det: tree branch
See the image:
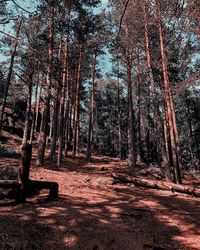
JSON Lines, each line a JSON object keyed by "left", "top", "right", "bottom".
{"left": 0, "top": 30, "right": 21, "bottom": 40}
{"left": 116, "top": 0, "right": 130, "bottom": 42}
{"left": 11, "top": 0, "right": 32, "bottom": 13}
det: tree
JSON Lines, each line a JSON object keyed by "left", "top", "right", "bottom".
{"left": 36, "top": 0, "right": 55, "bottom": 166}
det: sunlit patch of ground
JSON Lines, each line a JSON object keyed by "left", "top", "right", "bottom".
{"left": 0, "top": 141, "right": 200, "bottom": 249}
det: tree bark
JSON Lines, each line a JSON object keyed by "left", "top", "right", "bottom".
{"left": 30, "top": 66, "right": 40, "bottom": 144}
{"left": 36, "top": 2, "right": 54, "bottom": 166}
{"left": 57, "top": 37, "right": 68, "bottom": 167}
{"left": 72, "top": 45, "right": 83, "bottom": 158}
{"left": 35, "top": 75, "right": 44, "bottom": 134}
{"left": 157, "top": 0, "right": 182, "bottom": 183}
{"left": 125, "top": 26, "right": 136, "bottom": 171}
{"left": 117, "top": 58, "right": 122, "bottom": 159}
{"left": 144, "top": 2, "right": 159, "bottom": 160}
{"left": 57, "top": 4, "right": 70, "bottom": 165}
{"left": 127, "top": 58, "right": 136, "bottom": 170}
{"left": 86, "top": 53, "right": 96, "bottom": 161}
{"left": 22, "top": 71, "right": 33, "bottom": 146}
{"left": 18, "top": 143, "right": 32, "bottom": 202}
{"left": 49, "top": 38, "right": 62, "bottom": 160}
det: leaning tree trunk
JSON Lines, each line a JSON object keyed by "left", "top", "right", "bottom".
{"left": 143, "top": 1, "right": 172, "bottom": 179}
{"left": 0, "top": 18, "right": 22, "bottom": 133}
{"left": 36, "top": 2, "right": 54, "bottom": 166}
{"left": 157, "top": 0, "right": 182, "bottom": 184}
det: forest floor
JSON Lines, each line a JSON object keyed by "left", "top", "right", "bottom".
{"left": 0, "top": 132, "right": 200, "bottom": 250}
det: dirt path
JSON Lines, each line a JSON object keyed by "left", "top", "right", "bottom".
{"left": 0, "top": 154, "right": 200, "bottom": 250}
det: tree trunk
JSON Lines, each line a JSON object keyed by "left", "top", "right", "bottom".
{"left": 57, "top": 5, "right": 71, "bottom": 165}
{"left": 57, "top": 37, "right": 68, "bottom": 167}
{"left": 125, "top": 25, "right": 136, "bottom": 171}
{"left": 157, "top": 0, "right": 182, "bottom": 184}
{"left": 72, "top": 45, "right": 83, "bottom": 158}
{"left": 36, "top": 2, "right": 54, "bottom": 166}
{"left": 127, "top": 60, "right": 136, "bottom": 171}
{"left": 18, "top": 143, "right": 32, "bottom": 202}
{"left": 64, "top": 82, "right": 72, "bottom": 157}
{"left": 30, "top": 67, "right": 40, "bottom": 144}
{"left": 161, "top": 100, "right": 173, "bottom": 181}
{"left": 35, "top": 75, "right": 44, "bottom": 134}
{"left": 143, "top": 2, "right": 159, "bottom": 163}
{"left": 86, "top": 53, "right": 96, "bottom": 161}
{"left": 117, "top": 58, "right": 122, "bottom": 159}
{"left": 22, "top": 71, "right": 33, "bottom": 146}
{"left": 49, "top": 38, "right": 62, "bottom": 160}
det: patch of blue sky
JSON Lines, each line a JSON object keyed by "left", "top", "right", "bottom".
{"left": 0, "top": 0, "right": 112, "bottom": 75}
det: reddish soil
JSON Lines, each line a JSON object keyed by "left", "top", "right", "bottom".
{"left": 0, "top": 146, "right": 200, "bottom": 249}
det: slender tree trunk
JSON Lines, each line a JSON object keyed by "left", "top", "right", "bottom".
{"left": 35, "top": 75, "right": 43, "bottom": 134}
{"left": 22, "top": 72, "right": 33, "bottom": 146}
{"left": 117, "top": 58, "right": 122, "bottom": 159}
{"left": 146, "top": 83, "right": 151, "bottom": 164}
{"left": 72, "top": 45, "right": 83, "bottom": 158}
{"left": 127, "top": 63, "right": 136, "bottom": 170}
{"left": 185, "top": 96, "right": 196, "bottom": 169}
{"left": 125, "top": 25, "right": 136, "bottom": 171}
{"left": 64, "top": 81, "right": 71, "bottom": 156}
{"left": 0, "top": 18, "right": 22, "bottom": 132}
{"left": 63, "top": 9, "right": 71, "bottom": 158}
{"left": 157, "top": 0, "right": 182, "bottom": 183}
{"left": 58, "top": 8, "right": 71, "bottom": 164}
{"left": 48, "top": 103, "right": 54, "bottom": 139}
{"left": 57, "top": 34, "right": 69, "bottom": 166}
{"left": 86, "top": 53, "right": 96, "bottom": 161}
{"left": 64, "top": 76, "right": 72, "bottom": 157}
{"left": 30, "top": 67, "right": 40, "bottom": 144}
{"left": 161, "top": 100, "right": 173, "bottom": 181}
{"left": 36, "top": 3, "right": 54, "bottom": 166}
{"left": 49, "top": 38, "right": 62, "bottom": 160}
{"left": 144, "top": 2, "right": 159, "bottom": 162}
{"left": 135, "top": 49, "right": 142, "bottom": 163}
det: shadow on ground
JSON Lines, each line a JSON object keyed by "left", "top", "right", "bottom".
{"left": 0, "top": 154, "right": 200, "bottom": 250}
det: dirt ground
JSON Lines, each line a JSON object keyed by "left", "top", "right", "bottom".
{"left": 0, "top": 145, "right": 200, "bottom": 250}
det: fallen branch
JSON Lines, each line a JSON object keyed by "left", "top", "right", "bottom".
{"left": 111, "top": 173, "right": 200, "bottom": 197}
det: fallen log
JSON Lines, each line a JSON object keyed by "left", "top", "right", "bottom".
{"left": 111, "top": 173, "right": 200, "bottom": 197}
